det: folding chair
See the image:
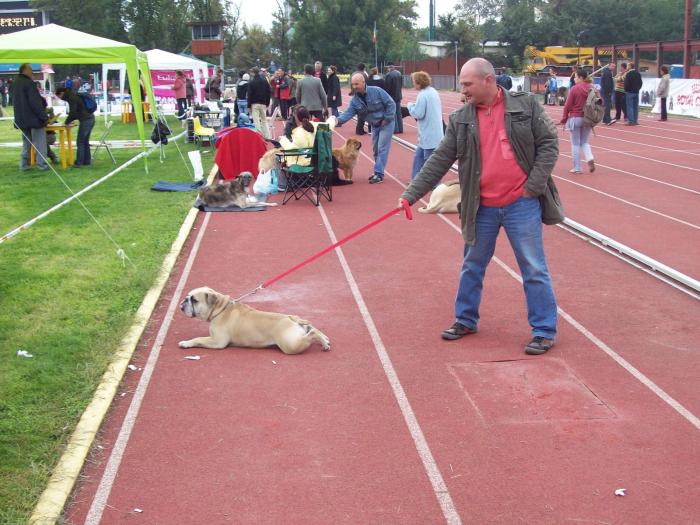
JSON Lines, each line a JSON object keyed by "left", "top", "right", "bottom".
{"left": 92, "top": 120, "right": 116, "bottom": 164}
{"left": 277, "top": 123, "right": 333, "bottom": 206}
{"left": 193, "top": 116, "right": 216, "bottom": 147}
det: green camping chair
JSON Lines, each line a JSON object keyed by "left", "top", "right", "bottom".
{"left": 276, "top": 123, "right": 333, "bottom": 206}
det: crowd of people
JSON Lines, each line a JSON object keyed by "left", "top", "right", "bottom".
{"left": 222, "top": 60, "right": 441, "bottom": 185}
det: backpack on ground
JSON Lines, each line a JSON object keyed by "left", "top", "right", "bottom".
{"left": 583, "top": 86, "right": 604, "bottom": 127}
{"left": 79, "top": 94, "right": 97, "bottom": 114}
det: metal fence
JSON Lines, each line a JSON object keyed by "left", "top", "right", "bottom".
{"left": 402, "top": 74, "right": 457, "bottom": 91}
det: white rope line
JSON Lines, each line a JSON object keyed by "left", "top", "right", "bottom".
{"left": 1, "top": 129, "right": 188, "bottom": 256}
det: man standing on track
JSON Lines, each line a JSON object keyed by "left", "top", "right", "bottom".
{"left": 336, "top": 73, "right": 395, "bottom": 184}
{"left": 398, "top": 58, "right": 564, "bottom": 355}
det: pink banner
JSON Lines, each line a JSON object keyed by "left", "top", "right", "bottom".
{"left": 150, "top": 69, "right": 206, "bottom": 104}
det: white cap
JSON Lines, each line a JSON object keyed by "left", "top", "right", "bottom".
{"left": 242, "top": 73, "right": 250, "bottom": 81}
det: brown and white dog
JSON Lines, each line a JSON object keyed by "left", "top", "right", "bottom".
{"left": 418, "top": 180, "right": 461, "bottom": 214}
{"left": 197, "top": 172, "right": 253, "bottom": 208}
{"left": 178, "top": 287, "right": 331, "bottom": 355}
{"left": 332, "top": 138, "right": 362, "bottom": 181}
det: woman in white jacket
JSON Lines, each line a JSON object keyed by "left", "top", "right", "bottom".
{"left": 407, "top": 71, "right": 444, "bottom": 179}
{"left": 656, "top": 66, "right": 670, "bottom": 121}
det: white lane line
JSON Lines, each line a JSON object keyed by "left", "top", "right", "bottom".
{"left": 553, "top": 175, "right": 700, "bottom": 230}
{"left": 555, "top": 147, "right": 700, "bottom": 194}
{"left": 342, "top": 129, "right": 700, "bottom": 432}
{"left": 84, "top": 213, "right": 212, "bottom": 524}
{"left": 317, "top": 204, "right": 462, "bottom": 525}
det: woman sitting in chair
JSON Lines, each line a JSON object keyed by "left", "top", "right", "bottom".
{"left": 279, "top": 105, "right": 350, "bottom": 185}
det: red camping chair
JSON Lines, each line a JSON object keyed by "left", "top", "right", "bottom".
{"left": 214, "top": 127, "right": 268, "bottom": 180}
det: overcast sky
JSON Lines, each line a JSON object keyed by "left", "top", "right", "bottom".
{"left": 238, "top": 0, "right": 460, "bottom": 31}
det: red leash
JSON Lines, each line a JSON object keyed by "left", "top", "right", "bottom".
{"left": 234, "top": 200, "right": 413, "bottom": 301}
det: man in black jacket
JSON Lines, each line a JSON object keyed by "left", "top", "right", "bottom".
{"left": 13, "top": 63, "right": 49, "bottom": 171}
{"left": 56, "top": 86, "right": 95, "bottom": 167}
{"left": 247, "top": 67, "right": 271, "bottom": 139}
{"left": 384, "top": 62, "right": 404, "bottom": 134}
{"left": 600, "top": 63, "right": 615, "bottom": 124}
{"left": 624, "top": 64, "right": 643, "bottom": 126}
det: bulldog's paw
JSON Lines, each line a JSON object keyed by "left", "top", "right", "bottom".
{"left": 178, "top": 340, "right": 193, "bottom": 349}
{"left": 322, "top": 340, "right": 331, "bottom": 352}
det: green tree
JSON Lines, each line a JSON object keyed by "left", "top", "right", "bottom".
{"left": 232, "top": 25, "right": 274, "bottom": 71}
{"left": 287, "top": 0, "right": 418, "bottom": 72}
{"left": 30, "top": 0, "right": 128, "bottom": 42}
{"left": 436, "top": 13, "right": 481, "bottom": 58}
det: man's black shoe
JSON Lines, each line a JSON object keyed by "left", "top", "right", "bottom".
{"left": 525, "top": 336, "right": 554, "bottom": 355}
{"left": 441, "top": 322, "right": 477, "bottom": 340}
{"left": 369, "top": 175, "right": 383, "bottom": 184}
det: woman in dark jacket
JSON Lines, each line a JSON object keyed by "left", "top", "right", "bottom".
{"left": 326, "top": 65, "right": 342, "bottom": 117}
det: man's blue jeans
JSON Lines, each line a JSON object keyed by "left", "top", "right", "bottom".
{"left": 411, "top": 147, "right": 435, "bottom": 179}
{"left": 371, "top": 119, "right": 394, "bottom": 177}
{"left": 626, "top": 92, "right": 639, "bottom": 124}
{"left": 76, "top": 115, "right": 95, "bottom": 166}
{"left": 455, "top": 196, "right": 557, "bottom": 339}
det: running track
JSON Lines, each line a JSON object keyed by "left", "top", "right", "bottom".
{"left": 64, "top": 89, "right": 699, "bottom": 524}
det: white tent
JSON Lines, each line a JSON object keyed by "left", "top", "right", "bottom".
{"left": 102, "top": 50, "right": 208, "bottom": 113}
{"left": 146, "top": 49, "right": 209, "bottom": 106}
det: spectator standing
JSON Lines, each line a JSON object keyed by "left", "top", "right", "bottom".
{"left": 326, "top": 65, "right": 342, "bottom": 117}
{"left": 496, "top": 69, "right": 512, "bottom": 90}
{"left": 399, "top": 57, "right": 562, "bottom": 355}
{"left": 385, "top": 62, "right": 404, "bottom": 134}
{"left": 7, "top": 78, "right": 13, "bottom": 106}
{"left": 350, "top": 63, "right": 369, "bottom": 135}
{"left": 611, "top": 62, "right": 628, "bottom": 124}
{"left": 0, "top": 79, "right": 7, "bottom": 107}
{"left": 560, "top": 69, "right": 596, "bottom": 174}
{"left": 314, "top": 61, "right": 329, "bottom": 93}
{"left": 273, "top": 68, "right": 292, "bottom": 119}
{"left": 287, "top": 72, "right": 298, "bottom": 107}
{"left": 407, "top": 71, "right": 443, "bottom": 179}
{"left": 367, "top": 67, "right": 386, "bottom": 91}
{"left": 268, "top": 70, "right": 281, "bottom": 117}
{"left": 13, "top": 63, "right": 49, "bottom": 171}
{"left": 247, "top": 67, "right": 271, "bottom": 139}
{"left": 600, "top": 63, "right": 615, "bottom": 124}
{"left": 185, "top": 76, "right": 194, "bottom": 107}
{"left": 656, "top": 65, "right": 670, "bottom": 121}
{"left": 545, "top": 69, "right": 558, "bottom": 105}
{"left": 173, "top": 70, "right": 187, "bottom": 118}
{"left": 206, "top": 68, "right": 223, "bottom": 101}
{"left": 236, "top": 72, "right": 249, "bottom": 123}
{"left": 56, "top": 86, "right": 95, "bottom": 167}
{"left": 624, "top": 63, "right": 642, "bottom": 125}
{"left": 296, "top": 63, "right": 327, "bottom": 121}
{"left": 336, "top": 73, "right": 395, "bottom": 184}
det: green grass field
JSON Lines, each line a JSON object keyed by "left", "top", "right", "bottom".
{"left": 0, "top": 112, "right": 210, "bottom": 523}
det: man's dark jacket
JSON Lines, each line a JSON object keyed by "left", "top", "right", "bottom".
{"left": 600, "top": 68, "right": 614, "bottom": 96}
{"left": 624, "top": 69, "right": 643, "bottom": 94}
{"left": 247, "top": 74, "right": 271, "bottom": 106}
{"left": 384, "top": 69, "right": 403, "bottom": 102}
{"left": 13, "top": 72, "right": 47, "bottom": 130}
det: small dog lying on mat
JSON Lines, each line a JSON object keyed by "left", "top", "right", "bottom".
{"left": 332, "top": 137, "right": 362, "bottom": 181}
{"left": 178, "top": 287, "right": 331, "bottom": 354}
{"left": 418, "top": 180, "right": 460, "bottom": 214}
{"left": 196, "top": 171, "right": 276, "bottom": 208}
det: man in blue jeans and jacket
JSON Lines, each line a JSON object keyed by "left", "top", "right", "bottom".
{"left": 335, "top": 73, "right": 395, "bottom": 184}
{"left": 624, "top": 64, "right": 642, "bottom": 125}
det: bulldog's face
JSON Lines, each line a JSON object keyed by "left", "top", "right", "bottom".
{"left": 180, "top": 287, "right": 219, "bottom": 319}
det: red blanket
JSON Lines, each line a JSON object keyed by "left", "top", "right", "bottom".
{"left": 214, "top": 128, "right": 268, "bottom": 180}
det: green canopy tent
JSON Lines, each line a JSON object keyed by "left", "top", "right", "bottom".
{"left": 0, "top": 23, "right": 157, "bottom": 171}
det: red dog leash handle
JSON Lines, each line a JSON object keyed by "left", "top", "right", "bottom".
{"left": 400, "top": 198, "right": 413, "bottom": 221}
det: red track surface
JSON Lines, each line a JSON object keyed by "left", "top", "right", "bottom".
{"left": 65, "top": 89, "right": 699, "bottom": 524}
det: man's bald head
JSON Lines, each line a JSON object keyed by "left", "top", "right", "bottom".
{"left": 461, "top": 58, "right": 496, "bottom": 80}
{"left": 351, "top": 73, "right": 366, "bottom": 94}
{"left": 459, "top": 58, "right": 498, "bottom": 106}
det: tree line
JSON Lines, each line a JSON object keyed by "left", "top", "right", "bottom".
{"left": 30, "top": 0, "right": 699, "bottom": 75}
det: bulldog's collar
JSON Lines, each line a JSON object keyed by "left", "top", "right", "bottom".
{"left": 207, "top": 299, "right": 235, "bottom": 322}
